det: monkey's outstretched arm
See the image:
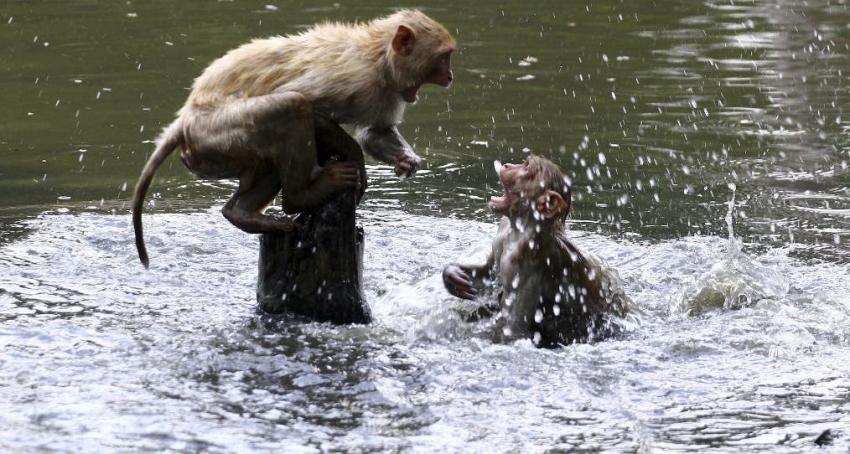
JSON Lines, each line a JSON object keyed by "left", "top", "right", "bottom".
{"left": 443, "top": 245, "right": 495, "bottom": 300}
{"left": 355, "top": 125, "right": 422, "bottom": 177}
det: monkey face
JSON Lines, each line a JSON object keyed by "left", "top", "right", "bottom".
{"left": 489, "top": 156, "right": 571, "bottom": 221}
{"left": 391, "top": 17, "right": 456, "bottom": 103}
{"left": 489, "top": 160, "right": 531, "bottom": 214}
{"left": 426, "top": 49, "right": 454, "bottom": 88}
{"left": 397, "top": 47, "right": 455, "bottom": 103}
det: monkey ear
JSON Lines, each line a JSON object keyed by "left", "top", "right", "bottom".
{"left": 392, "top": 25, "right": 416, "bottom": 57}
{"left": 535, "top": 190, "right": 568, "bottom": 220}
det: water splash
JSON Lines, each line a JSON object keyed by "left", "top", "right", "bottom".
{"left": 675, "top": 184, "right": 789, "bottom": 315}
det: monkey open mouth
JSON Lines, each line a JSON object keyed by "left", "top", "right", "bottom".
{"left": 401, "top": 85, "right": 420, "bottom": 103}
{"left": 489, "top": 193, "right": 510, "bottom": 211}
{"left": 489, "top": 160, "right": 509, "bottom": 210}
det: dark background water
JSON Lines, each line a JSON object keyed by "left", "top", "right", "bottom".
{"left": 2, "top": 0, "right": 848, "bottom": 256}
{"left": 1, "top": 1, "right": 850, "bottom": 452}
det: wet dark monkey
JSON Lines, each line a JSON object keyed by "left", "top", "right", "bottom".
{"left": 443, "top": 156, "right": 628, "bottom": 346}
{"left": 132, "top": 10, "right": 457, "bottom": 268}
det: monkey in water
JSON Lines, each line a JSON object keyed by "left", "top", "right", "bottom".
{"left": 133, "top": 9, "right": 457, "bottom": 268}
{"left": 442, "top": 155, "right": 629, "bottom": 347}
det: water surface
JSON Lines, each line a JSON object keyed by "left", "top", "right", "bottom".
{"left": 1, "top": 0, "right": 849, "bottom": 451}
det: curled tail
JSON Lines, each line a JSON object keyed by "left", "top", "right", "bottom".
{"left": 133, "top": 120, "right": 184, "bottom": 269}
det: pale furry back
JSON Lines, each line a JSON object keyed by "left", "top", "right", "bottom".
{"left": 181, "top": 9, "right": 455, "bottom": 127}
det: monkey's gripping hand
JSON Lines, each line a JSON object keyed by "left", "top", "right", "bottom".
{"left": 315, "top": 160, "right": 361, "bottom": 192}
{"left": 356, "top": 125, "right": 422, "bottom": 178}
{"left": 443, "top": 264, "right": 478, "bottom": 300}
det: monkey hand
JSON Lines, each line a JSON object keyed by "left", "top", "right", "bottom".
{"left": 318, "top": 160, "right": 361, "bottom": 192}
{"left": 394, "top": 152, "right": 422, "bottom": 178}
{"left": 443, "top": 264, "right": 477, "bottom": 299}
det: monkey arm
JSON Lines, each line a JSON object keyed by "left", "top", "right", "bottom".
{"left": 355, "top": 125, "right": 422, "bottom": 177}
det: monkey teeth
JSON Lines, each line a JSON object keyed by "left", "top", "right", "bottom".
{"left": 489, "top": 194, "right": 509, "bottom": 211}
{"left": 401, "top": 86, "right": 419, "bottom": 103}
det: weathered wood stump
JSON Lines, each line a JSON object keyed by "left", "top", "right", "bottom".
{"left": 257, "top": 117, "right": 371, "bottom": 324}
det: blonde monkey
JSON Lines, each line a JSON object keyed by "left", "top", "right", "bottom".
{"left": 133, "top": 9, "right": 457, "bottom": 268}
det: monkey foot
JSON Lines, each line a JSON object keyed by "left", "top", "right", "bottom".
{"left": 268, "top": 214, "right": 298, "bottom": 233}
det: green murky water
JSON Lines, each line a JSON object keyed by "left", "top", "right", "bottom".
{"left": 3, "top": 1, "right": 848, "bottom": 250}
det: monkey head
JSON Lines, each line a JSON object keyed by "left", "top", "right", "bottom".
{"left": 383, "top": 10, "right": 457, "bottom": 103}
{"left": 489, "top": 155, "right": 571, "bottom": 224}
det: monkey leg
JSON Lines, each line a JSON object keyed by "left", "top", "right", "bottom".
{"left": 314, "top": 115, "right": 367, "bottom": 203}
{"left": 249, "top": 91, "right": 359, "bottom": 214}
{"left": 185, "top": 92, "right": 357, "bottom": 230}
{"left": 222, "top": 170, "right": 295, "bottom": 234}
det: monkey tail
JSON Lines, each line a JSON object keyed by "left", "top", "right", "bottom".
{"left": 133, "top": 120, "right": 183, "bottom": 269}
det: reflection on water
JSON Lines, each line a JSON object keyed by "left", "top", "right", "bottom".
{"left": 1, "top": 0, "right": 850, "bottom": 451}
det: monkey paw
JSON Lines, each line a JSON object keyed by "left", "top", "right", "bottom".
{"left": 394, "top": 153, "right": 422, "bottom": 178}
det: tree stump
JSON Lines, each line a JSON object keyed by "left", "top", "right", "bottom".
{"left": 256, "top": 117, "right": 371, "bottom": 324}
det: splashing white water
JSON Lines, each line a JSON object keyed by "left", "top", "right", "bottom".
{"left": 675, "top": 184, "right": 788, "bottom": 314}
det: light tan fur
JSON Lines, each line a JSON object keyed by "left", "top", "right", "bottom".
{"left": 183, "top": 9, "right": 456, "bottom": 126}
{"left": 133, "top": 9, "right": 457, "bottom": 268}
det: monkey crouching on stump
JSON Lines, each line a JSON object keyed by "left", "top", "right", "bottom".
{"left": 442, "top": 155, "right": 630, "bottom": 347}
{"left": 132, "top": 9, "right": 457, "bottom": 269}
